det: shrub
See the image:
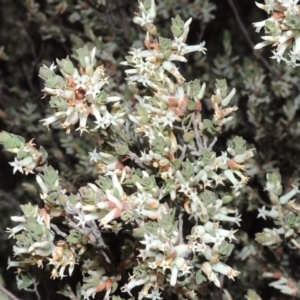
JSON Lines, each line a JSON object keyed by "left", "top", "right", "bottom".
{"left": 1, "top": 0, "right": 300, "bottom": 299}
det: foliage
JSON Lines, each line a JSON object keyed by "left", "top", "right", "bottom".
{"left": 1, "top": 0, "right": 300, "bottom": 299}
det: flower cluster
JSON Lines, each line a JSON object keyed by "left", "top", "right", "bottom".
{"left": 40, "top": 46, "right": 124, "bottom": 134}
{"left": 255, "top": 172, "right": 300, "bottom": 296}
{"left": 253, "top": 0, "right": 300, "bottom": 67}
{"left": 0, "top": 131, "right": 47, "bottom": 175}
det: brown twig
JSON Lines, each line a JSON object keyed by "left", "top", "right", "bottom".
{"left": 178, "top": 210, "right": 184, "bottom": 244}
{"left": 86, "top": 221, "right": 115, "bottom": 266}
{"left": 207, "top": 136, "right": 218, "bottom": 151}
{"left": 66, "top": 285, "right": 80, "bottom": 300}
{"left": 50, "top": 224, "right": 68, "bottom": 238}
{"left": 0, "top": 285, "right": 21, "bottom": 300}
{"left": 226, "top": 0, "right": 280, "bottom": 77}
{"left": 192, "top": 112, "right": 204, "bottom": 154}
{"left": 179, "top": 144, "right": 187, "bottom": 161}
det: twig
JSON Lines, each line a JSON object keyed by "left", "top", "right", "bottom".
{"left": 33, "top": 281, "right": 41, "bottom": 300}
{"left": 192, "top": 112, "right": 203, "bottom": 154}
{"left": 179, "top": 144, "right": 187, "bottom": 161}
{"left": 127, "top": 151, "right": 151, "bottom": 168}
{"left": 226, "top": 0, "right": 280, "bottom": 76}
{"left": 117, "top": 0, "right": 130, "bottom": 39}
{"left": 178, "top": 210, "right": 184, "bottom": 244}
{"left": 66, "top": 285, "right": 80, "bottom": 300}
{"left": 207, "top": 136, "right": 218, "bottom": 151}
{"left": 86, "top": 221, "right": 115, "bottom": 266}
{"left": 51, "top": 224, "right": 68, "bottom": 238}
{"left": 0, "top": 285, "right": 21, "bottom": 300}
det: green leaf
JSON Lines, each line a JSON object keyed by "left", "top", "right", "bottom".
{"left": 216, "top": 79, "right": 228, "bottom": 98}
{"left": 39, "top": 66, "right": 54, "bottom": 81}
{"left": 171, "top": 15, "right": 184, "bottom": 37}
{"left": 20, "top": 203, "right": 39, "bottom": 218}
{"left": 183, "top": 132, "right": 195, "bottom": 143}
{"left": 195, "top": 270, "right": 206, "bottom": 284}
{"left": 159, "top": 37, "right": 172, "bottom": 52}
{"left": 45, "top": 76, "right": 59, "bottom": 88}
{"left": 115, "top": 145, "right": 129, "bottom": 155}
{"left": 219, "top": 241, "right": 234, "bottom": 257}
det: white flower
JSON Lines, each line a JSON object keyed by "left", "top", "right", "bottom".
{"left": 9, "top": 157, "right": 24, "bottom": 174}
{"left": 129, "top": 48, "right": 143, "bottom": 61}
{"left": 213, "top": 213, "right": 242, "bottom": 226}
{"left": 74, "top": 74, "right": 89, "bottom": 89}
{"left": 93, "top": 114, "right": 107, "bottom": 129}
{"left": 183, "top": 41, "right": 207, "bottom": 55}
{"left": 49, "top": 62, "right": 57, "bottom": 71}
{"left": 215, "top": 228, "right": 238, "bottom": 242}
{"left": 201, "top": 262, "right": 221, "bottom": 287}
{"left": 172, "top": 36, "right": 186, "bottom": 53}
{"left": 211, "top": 261, "right": 240, "bottom": 280}
{"left": 266, "top": 276, "right": 298, "bottom": 296}
{"left": 279, "top": 185, "right": 299, "bottom": 204}
{"left": 76, "top": 112, "right": 89, "bottom": 135}
{"left": 146, "top": 289, "right": 162, "bottom": 300}
{"left": 6, "top": 224, "right": 27, "bottom": 238}
{"left": 140, "top": 233, "right": 162, "bottom": 251}
{"left": 89, "top": 148, "right": 100, "bottom": 162}
{"left": 161, "top": 110, "right": 177, "bottom": 127}
{"left": 179, "top": 182, "right": 192, "bottom": 195}
{"left": 86, "top": 82, "right": 103, "bottom": 99}
{"left": 133, "top": 13, "right": 152, "bottom": 27}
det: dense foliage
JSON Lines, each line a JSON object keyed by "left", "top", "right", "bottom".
{"left": 1, "top": 1, "right": 300, "bottom": 300}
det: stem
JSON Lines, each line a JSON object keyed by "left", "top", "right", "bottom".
{"left": 227, "top": 0, "right": 280, "bottom": 76}
{"left": 178, "top": 211, "right": 184, "bottom": 244}
{"left": 33, "top": 281, "right": 41, "bottom": 300}
{"left": 50, "top": 224, "right": 67, "bottom": 238}
{"left": 179, "top": 144, "right": 187, "bottom": 161}
{"left": 192, "top": 112, "right": 203, "bottom": 154}
{"left": 0, "top": 285, "right": 21, "bottom": 300}
{"left": 207, "top": 136, "right": 218, "bottom": 151}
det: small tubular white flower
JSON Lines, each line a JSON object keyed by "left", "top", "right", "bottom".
{"left": 28, "top": 241, "right": 52, "bottom": 254}
{"left": 253, "top": 19, "right": 267, "bottom": 32}
{"left": 215, "top": 228, "right": 238, "bottom": 242}
{"left": 13, "top": 245, "right": 29, "bottom": 256}
{"left": 6, "top": 224, "right": 27, "bottom": 238}
{"left": 76, "top": 112, "right": 89, "bottom": 135}
{"left": 258, "top": 205, "right": 279, "bottom": 220}
{"left": 74, "top": 74, "right": 89, "bottom": 89}
{"left": 213, "top": 213, "right": 242, "bottom": 226}
{"left": 292, "top": 33, "right": 300, "bottom": 55}
{"left": 11, "top": 216, "right": 27, "bottom": 223}
{"left": 7, "top": 257, "right": 29, "bottom": 269}
{"left": 183, "top": 41, "right": 207, "bottom": 55}
{"left": 9, "top": 157, "right": 24, "bottom": 174}
{"left": 162, "top": 61, "right": 185, "bottom": 82}
{"left": 211, "top": 261, "right": 240, "bottom": 280}
{"left": 224, "top": 169, "right": 238, "bottom": 185}
{"left": 140, "top": 233, "right": 162, "bottom": 251}
{"left": 63, "top": 109, "right": 78, "bottom": 127}
{"left": 201, "top": 262, "right": 221, "bottom": 287}
{"left": 170, "top": 265, "right": 179, "bottom": 286}
{"left": 279, "top": 185, "right": 299, "bottom": 204}
{"left": 254, "top": 40, "right": 274, "bottom": 50}
{"left": 266, "top": 276, "right": 298, "bottom": 296}
{"left": 40, "top": 115, "right": 60, "bottom": 128}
